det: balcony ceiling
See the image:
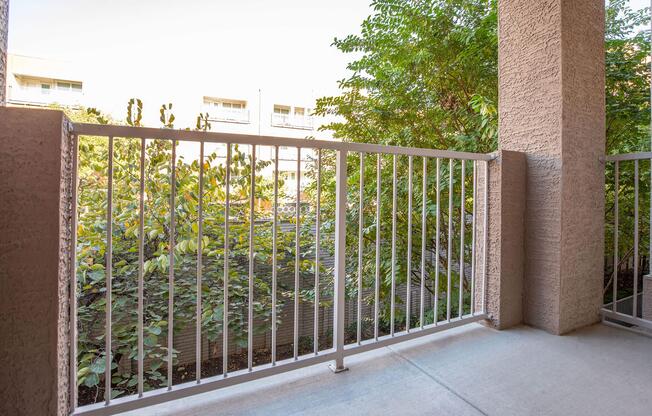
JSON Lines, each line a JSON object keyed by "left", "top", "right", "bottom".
{"left": 120, "top": 324, "right": 652, "bottom": 416}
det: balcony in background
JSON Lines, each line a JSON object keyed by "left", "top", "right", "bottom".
{"left": 205, "top": 106, "right": 250, "bottom": 124}
{"left": 271, "top": 112, "right": 315, "bottom": 130}
{"left": 8, "top": 85, "right": 83, "bottom": 108}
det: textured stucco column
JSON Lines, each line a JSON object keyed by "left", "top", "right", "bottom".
{"left": 0, "top": 107, "right": 74, "bottom": 415}
{"left": 499, "top": 0, "right": 605, "bottom": 334}
{"left": 475, "top": 150, "right": 526, "bottom": 329}
{"left": 0, "top": 0, "right": 8, "bottom": 105}
{"left": 643, "top": 275, "right": 652, "bottom": 321}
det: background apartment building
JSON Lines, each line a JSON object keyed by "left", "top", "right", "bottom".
{"left": 6, "top": 54, "right": 85, "bottom": 108}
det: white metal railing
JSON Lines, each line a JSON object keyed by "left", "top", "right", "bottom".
{"left": 69, "top": 122, "right": 492, "bottom": 415}
{"left": 270, "top": 113, "right": 314, "bottom": 130}
{"left": 602, "top": 152, "right": 652, "bottom": 332}
{"left": 8, "top": 87, "right": 84, "bottom": 107}
{"left": 204, "top": 107, "right": 250, "bottom": 123}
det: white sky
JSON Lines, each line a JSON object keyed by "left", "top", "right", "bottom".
{"left": 8, "top": 0, "right": 372, "bottom": 124}
{"left": 630, "top": 0, "right": 650, "bottom": 10}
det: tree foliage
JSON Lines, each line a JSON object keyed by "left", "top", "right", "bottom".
{"left": 603, "top": 0, "right": 651, "bottom": 306}
{"left": 69, "top": 104, "right": 326, "bottom": 401}
{"left": 315, "top": 0, "right": 498, "bottom": 153}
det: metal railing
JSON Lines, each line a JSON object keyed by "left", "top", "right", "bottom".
{"left": 270, "top": 113, "right": 314, "bottom": 130}
{"left": 8, "top": 87, "right": 84, "bottom": 108}
{"left": 204, "top": 107, "right": 250, "bottom": 123}
{"left": 69, "top": 122, "right": 492, "bottom": 415}
{"left": 602, "top": 152, "right": 652, "bottom": 332}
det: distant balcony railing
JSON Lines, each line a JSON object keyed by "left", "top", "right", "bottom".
{"left": 205, "top": 107, "right": 250, "bottom": 124}
{"left": 271, "top": 113, "right": 315, "bottom": 130}
{"left": 69, "top": 122, "right": 493, "bottom": 415}
{"left": 8, "top": 88, "right": 83, "bottom": 107}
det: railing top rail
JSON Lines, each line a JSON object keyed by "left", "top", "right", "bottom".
{"left": 72, "top": 122, "right": 495, "bottom": 161}
{"left": 604, "top": 151, "right": 652, "bottom": 162}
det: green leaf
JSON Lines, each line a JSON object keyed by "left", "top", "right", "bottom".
{"left": 83, "top": 372, "right": 99, "bottom": 388}
{"left": 90, "top": 359, "right": 105, "bottom": 374}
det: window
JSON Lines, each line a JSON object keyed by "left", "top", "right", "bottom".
{"left": 282, "top": 171, "right": 297, "bottom": 181}
{"left": 56, "top": 81, "right": 83, "bottom": 93}
{"left": 41, "top": 84, "right": 51, "bottom": 95}
{"left": 274, "top": 105, "right": 290, "bottom": 115}
{"left": 294, "top": 107, "right": 305, "bottom": 116}
{"left": 222, "top": 102, "right": 243, "bottom": 110}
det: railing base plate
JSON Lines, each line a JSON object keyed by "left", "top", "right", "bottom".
{"left": 329, "top": 364, "right": 349, "bottom": 374}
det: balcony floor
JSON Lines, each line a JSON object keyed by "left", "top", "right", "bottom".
{"left": 121, "top": 323, "right": 652, "bottom": 416}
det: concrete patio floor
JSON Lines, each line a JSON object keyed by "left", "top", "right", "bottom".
{"left": 121, "top": 323, "right": 652, "bottom": 416}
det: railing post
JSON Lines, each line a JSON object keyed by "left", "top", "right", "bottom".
{"left": 330, "top": 149, "right": 348, "bottom": 373}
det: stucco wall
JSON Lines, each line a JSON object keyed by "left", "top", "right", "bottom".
{"left": 0, "top": 107, "right": 73, "bottom": 415}
{"left": 476, "top": 150, "right": 526, "bottom": 329}
{"left": 498, "top": 0, "right": 605, "bottom": 334}
{"left": 0, "top": 0, "right": 7, "bottom": 105}
{"left": 643, "top": 275, "right": 652, "bottom": 321}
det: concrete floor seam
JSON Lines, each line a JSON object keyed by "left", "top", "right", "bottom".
{"left": 386, "top": 345, "right": 489, "bottom": 416}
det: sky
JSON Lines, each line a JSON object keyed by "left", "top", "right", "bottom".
{"left": 8, "top": 0, "right": 373, "bottom": 124}
{"left": 630, "top": 0, "right": 650, "bottom": 10}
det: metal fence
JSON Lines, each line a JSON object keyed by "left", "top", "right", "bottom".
{"left": 70, "top": 122, "right": 492, "bottom": 415}
{"left": 602, "top": 151, "right": 652, "bottom": 334}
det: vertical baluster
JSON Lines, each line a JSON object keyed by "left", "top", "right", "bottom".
{"left": 294, "top": 148, "right": 301, "bottom": 360}
{"left": 613, "top": 161, "right": 619, "bottom": 313}
{"left": 390, "top": 155, "right": 397, "bottom": 336}
{"left": 633, "top": 160, "right": 639, "bottom": 317}
{"left": 435, "top": 158, "right": 441, "bottom": 325}
{"left": 374, "top": 154, "right": 381, "bottom": 341}
{"left": 195, "top": 141, "right": 204, "bottom": 383}
{"left": 223, "top": 144, "right": 231, "bottom": 376}
{"left": 420, "top": 157, "right": 427, "bottom": 329}
{"left": 69, "top": 134, "right": 79, "bottom": 410}
{"left": 314, "top": 150, "right": 322, "bottom": 355}
{"left": 331, "top": 150, "right": 348, "bottom": 372}
{"left": 272, "top": 146, "right": 279, "bottom": 365}
{"left": 248, "top": 145, "right": 256, "bottom": 370}
{"left": 470, "top": 161, "right": 477, "bottom": 315}
{"left": 357, "top": 153, "right": 364, "bottom": 344}
{"left": 447, "top": 159, "right": 453, "bottom": 322}
{"left": 105, "top": 136, "right": 114, "bottom": 404}
{"left": 459, "top": 160, "right": 466, "bottom": 319}
{"left": 406, "top": 156, "right": 413, "bottom": 331}
{"left": 482, "top": 161, "right": 489, "bottom": 314}
{"left": 167, "top": 140, "right": 176, "bottom": 390}
{"left": 138, "top": 138, "right": 146, "bottom": 394}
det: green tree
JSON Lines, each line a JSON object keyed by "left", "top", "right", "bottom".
{"left": 69, "top": 103, "right": 321, "bottom": 402}
{"left": 603, "top": 0, "right": 651, "bottom": 305}
{"left": 313, "top": 0, "right": 499, "bottom": 337}
{"left": 316, "top": 0, "right": 651, "bottom": 308}
{"left": 606, "top": 0, "right": 650, "bottom": 155}
{"left": 315, "top": 0, "right": 498, "bottom": 153}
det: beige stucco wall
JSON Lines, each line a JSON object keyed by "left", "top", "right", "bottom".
{"left": 475, "top": 150, "right": 526, "bottom": 329}
{"left": 498, "top": 0, "right": 605, "bottom": 334}
{"left": 0, "top": 107, "right": 73, "bottom": 415}
{"left": 643, "top": 275, "right": 652, "bottom": 321}
{"left": 0, "top": 0, "right": 8, "bottom": 105}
